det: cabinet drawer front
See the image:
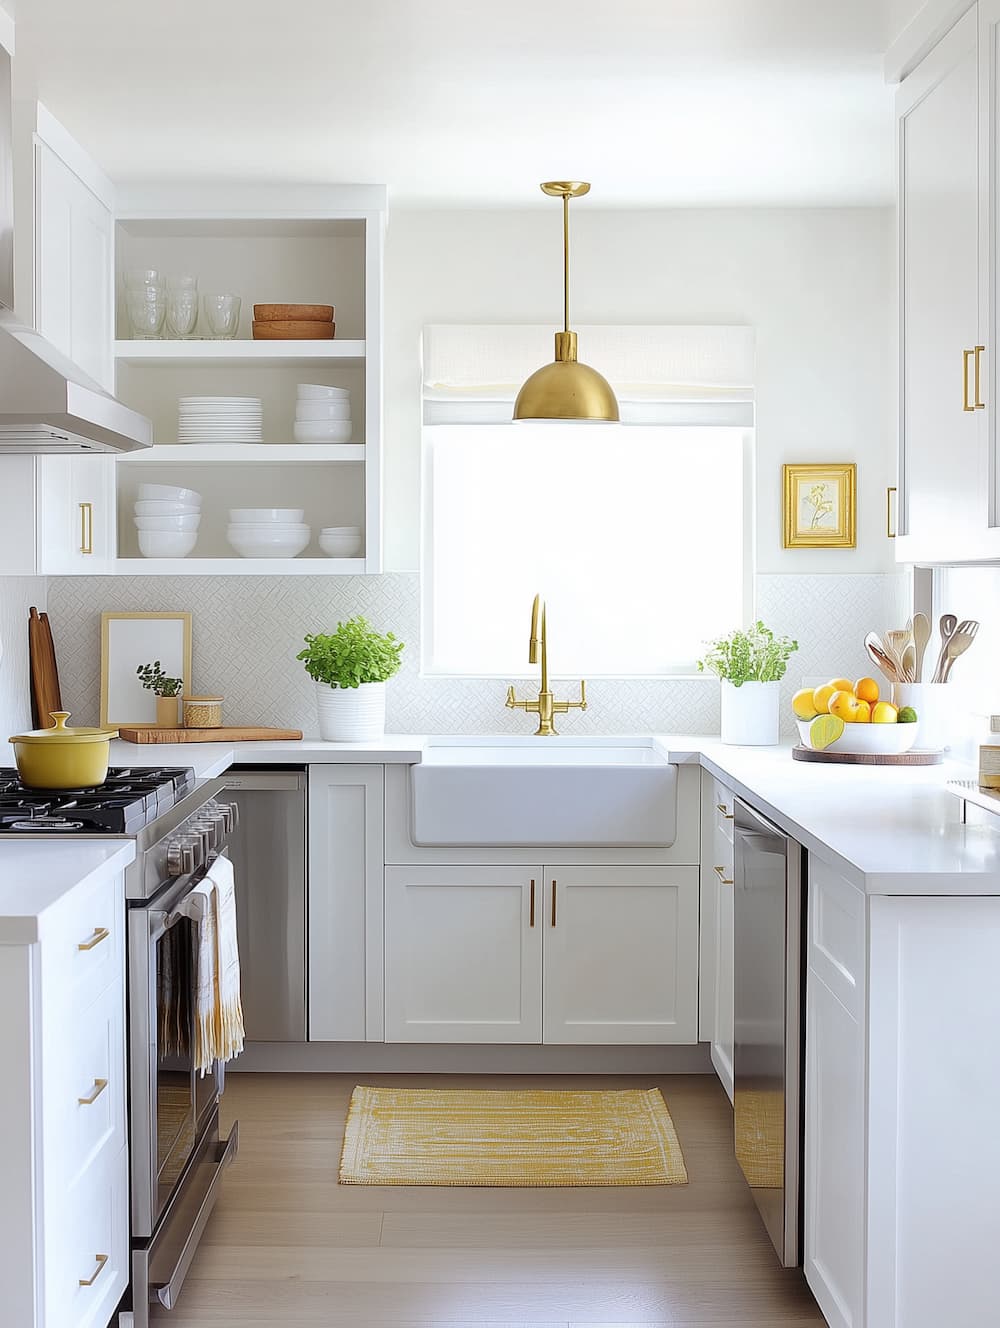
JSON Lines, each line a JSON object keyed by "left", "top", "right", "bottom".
{"left": 45, "top": 870, "right": 124, "bottom": 1010}
{"left": 712, "top": 779, "right": 736, "bottom": 843}
{"left": 45, "top": 978, "right": 126, "bottom": 1190}
{"left": 46, "top": 1142, "right": 128, "bottom": 1328}
{"left": 807, "top": 855, "right": 865, "bottom": 1019}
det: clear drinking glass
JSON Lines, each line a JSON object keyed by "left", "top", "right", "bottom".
{"left": 165, "top": 275, "right": 199, "bottom": 338}
{"left": 202, "top": 294, "right": 241, "bottom": 339}
{"left": 126, "top": 285, "right": 166, "bottom": 339}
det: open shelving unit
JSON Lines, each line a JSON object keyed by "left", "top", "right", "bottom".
{"left": 112, "top": 186, "right": 385, "bottom": 575}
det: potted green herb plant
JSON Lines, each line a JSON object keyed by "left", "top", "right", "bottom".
{"left": 697, "top": 621, "right": 798, "bottom": 745}
{"left": 137, "top": 660, "right": 184, "bottom": 728}
{"left": 296, "top": 616, "right": 405, "bottom": 741}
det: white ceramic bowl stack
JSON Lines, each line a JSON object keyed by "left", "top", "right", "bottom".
{"left": 319, "top": 525, "right": 363, "bottom": 558}
{"left": 134, "top": 482, "right": 202, "bottom": 558}
{"left": 179, "top": 396, "right": 263, "bottom": 443}
{"left": 227, "top": 508, "right": 310, "bottom": 559}
{"left": 294, "top": 383, "right": 352, "bottom": 443}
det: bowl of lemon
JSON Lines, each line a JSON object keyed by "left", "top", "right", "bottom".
{"left": 793, "top": 677, "right": 919, "bottom": 754}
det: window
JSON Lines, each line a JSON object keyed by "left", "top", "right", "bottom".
{"left": 422, "top": 423, "right": 753, "bottom": 676}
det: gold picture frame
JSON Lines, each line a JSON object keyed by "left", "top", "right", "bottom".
{"left": 100, "top": 611, "right": 193, "bottom": 727}
{"left": 782, "top": 463, "right": 856, "bottom": 549}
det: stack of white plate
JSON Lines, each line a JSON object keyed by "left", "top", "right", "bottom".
{"left": 134, "top": 482, "right": 202, "bottom": 558}
{"left": 178, "top": 396, "right": 263, "bottom": 443}
{"left": 294, "top": 383, "right": 352, "bottom": 443}
{"left": 227, "top": 508, "right": 310, "bottom": 559}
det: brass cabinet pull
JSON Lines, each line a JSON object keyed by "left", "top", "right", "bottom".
{"left": 78, "top": 926, "right": 110, "bottom": 952}
{"left": 529, "top": 879, "right": 535, "bottom": 927}
{"left": 975, "top": 345, "right": 987, "bottom": 409}
{"left": 78, "top": 1078, "right": 108, "bottom": 1106}
{"left": 886, "top": 486, "right": 897, "bottom": 539}
{"left": 964, "top": 348, "right": 975, "bottom": 411}
{"left": 79, "top": 1253, "right": 108, "bottom": 1287}
{"left": 79, "top": 501, "right": 94, "bottom": 555}
{"left": 551, "top": 880, "right": 557, "bottom": 927}
{"left": 714, "top": 865, "right": 734, "bottom": 886}
{"left": 716, "top": 803, "right": 734, "bottom": 819}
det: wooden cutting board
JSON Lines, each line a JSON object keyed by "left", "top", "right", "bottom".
{"left": 118, "top": 726, "right": 303, "bottom": 744}
{"left": 28, "top": 606, "right": 62, "bottom": 730}
{"left": 792, "top": 744, "right": 943, "bottom": 766}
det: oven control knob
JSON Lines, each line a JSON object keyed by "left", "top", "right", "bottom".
{"left": 167, "top": 836, "right": 199, "bottom": 877}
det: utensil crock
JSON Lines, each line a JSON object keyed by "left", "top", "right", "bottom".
{"left": 8, "top": 711, "right": 119, "bottom": 789}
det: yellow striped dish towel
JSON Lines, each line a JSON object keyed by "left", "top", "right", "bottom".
{"left": 181, "top": 854, "right": 245, "bottom": 1075}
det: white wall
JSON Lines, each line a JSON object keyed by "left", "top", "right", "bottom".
{"left": 383, "top": 206, "right": 895, "bottom": 575}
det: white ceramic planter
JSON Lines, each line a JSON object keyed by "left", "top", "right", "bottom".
{"left": 315, "top": 680, "right": 386, "bottom": 742}
{"left": 720, "top": 679, "right": 780, "bottom": 746}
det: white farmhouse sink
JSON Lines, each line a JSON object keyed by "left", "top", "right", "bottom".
{"left": 410, "top": 737, "right": 677, "bottom": 848}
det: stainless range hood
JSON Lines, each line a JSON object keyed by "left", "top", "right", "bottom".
{"left": 0, "top": 39, "right": 151, "bottom": 454}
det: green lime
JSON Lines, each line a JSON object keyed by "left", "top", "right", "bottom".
{"left": 809, "top": 713, "right": 845, "bottom": 750}
{"left": 897, "top": 706, "right": 918, "bottom": 724}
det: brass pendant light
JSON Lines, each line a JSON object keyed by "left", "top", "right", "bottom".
{"left": 513, "top": 181, "right": 619, "bottom": 423}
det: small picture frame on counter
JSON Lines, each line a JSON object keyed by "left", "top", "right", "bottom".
{"left": 782, "top": 462, "right": 856, "bottom": 549}
{"left": 100, "top": 611, "right": 193, "bottom": 727}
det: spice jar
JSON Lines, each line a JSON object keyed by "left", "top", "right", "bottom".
{"left": 182, "top": 696, "right": 223, "bottom": 729}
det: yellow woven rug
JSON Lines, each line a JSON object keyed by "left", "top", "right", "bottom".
{"left": 339, "top": 1085, "right": 688, "bottom": 1187}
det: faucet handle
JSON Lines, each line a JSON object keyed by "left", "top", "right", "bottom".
{"left": 569, "top": 679, "right": 588, "bottom": 712}
{"left": 506, "top": 684, "right": 530, "bottom": 712}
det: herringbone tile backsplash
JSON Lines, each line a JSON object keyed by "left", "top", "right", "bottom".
{"left": 42, "top": 571, "right": 909, "bottom": 738}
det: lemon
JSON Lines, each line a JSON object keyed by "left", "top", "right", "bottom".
{"left": 792, "top": 688, "right": 819, "bottom": 720}
{"left": 809, "top": 714, "right": 845, "bottom": 750}
{"left": 871, "top": 701, "right": 898, "bottom": 724}
{"left": 812, "top": 683, "right": 837, "bottom": 714}
{"left": 828, "top": 677, "right": 855, "bottom": 695}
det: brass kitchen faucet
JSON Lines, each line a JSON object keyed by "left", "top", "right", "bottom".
{"left": 505, "top": 593, "right": 587, "bottom": 736}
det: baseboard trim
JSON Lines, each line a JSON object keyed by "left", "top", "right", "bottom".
{"left": 230, "top": 1041, "right": 714, "bottom": 1074}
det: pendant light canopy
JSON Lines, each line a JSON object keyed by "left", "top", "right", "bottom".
{"left": 513, "top": 182, "right": 619, "bottom": 423}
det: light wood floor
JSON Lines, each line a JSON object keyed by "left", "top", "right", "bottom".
{"left": 153, "top": 1072, "right": 825, "bottom": 1327}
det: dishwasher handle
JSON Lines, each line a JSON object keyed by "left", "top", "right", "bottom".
{"left": 220, "top": 770, "right": 305, "bottom": 792}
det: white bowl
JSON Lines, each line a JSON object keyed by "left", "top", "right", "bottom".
{"left": 138, "top": 529, "right": 198, "bottom": 559}
{"left": 319, "top": 531, "right": 363, "bottom": 558}
{"left": 297, "top": 382, "right": 350, "bottom": 400}
{"left": 226, "top": 522, "right": 309, "bottom": 535}
{"left": 295, "top": 400, "right": 351, "bottom": 421}
{"left": 134, "top": 499, "right": 201, "bottom": 516}
{"left": 293, "top": 420, "right": 352, "bottom": 443}
{"left": 228, "top": 508, "right": 305, "bottom": 524}
{"left": 138, "top": 483, "right": 202, "bottom": 504}
{"left": 134, "top": 513, "right": 201, "bottom": 532}
{"left": 320, "top": 525, "right": 362, "bottom": 536}
{"left": 227, "top": 528, "right": 310, "bottom": 559}
{"left": 796, "top": 719, "right": 919, "bottom": 755}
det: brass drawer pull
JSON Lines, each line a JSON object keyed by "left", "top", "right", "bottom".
{"left": 79, "top": 1253, "right": 108, "bottom": 1287}
{"left": 79, "top": 501, "right": 94, "bottom": 555}
{"left": 716, "top": 803, "right": 734, "bottom": 819}
{"left": 886, "top": 486, "right": 897, "bottom": 539}
{"left": 551, "top": 880, "right": 557, "bottom": 927}
{"left": 529, "top": 879, "right": 535, "bottom": 928}
{"left": 78, "top": 1078, "right": 108, "bottom": 1106}
{"left": 714, "top": 865, "right": 734, "bottom": 885}
{"left": 975, "top": 344, "right": 986, "bottom": 409}
{"left": 964, "top": 348, "right": 975, "bottom": 411}
{"left": 78, "top": 926, "right": 110, "bottom": 952}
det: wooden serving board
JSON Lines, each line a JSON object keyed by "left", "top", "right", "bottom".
{"left": 792, "top": 744, "right": 943, "bottom": 766}
{"left": 28, "top": 606, "right": 62, "bottom": 730}
{"left": 118, "top": 726, "right": 303, "bottom": 744}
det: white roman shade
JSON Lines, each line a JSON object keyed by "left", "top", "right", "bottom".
{"left": 422, "top": 324, "right": 756, "bottom": 426}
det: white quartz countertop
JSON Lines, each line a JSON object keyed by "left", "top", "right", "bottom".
{"left": 0, "top": 840, "right": 135, "bottom": 944}
{"left": 106, "top": 731, "right": 1000, "bottom": 895}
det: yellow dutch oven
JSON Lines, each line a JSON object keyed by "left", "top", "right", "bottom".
{"left": 9, "top": 712, "right": 119, "bottom": 789}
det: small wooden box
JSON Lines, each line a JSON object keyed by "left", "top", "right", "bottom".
{"left": 979, "top": 744, "right": 1000, "bottom": 789}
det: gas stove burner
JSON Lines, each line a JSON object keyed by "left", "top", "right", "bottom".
{"left": 11, "top": 816, "right": 85, "bottom": 831}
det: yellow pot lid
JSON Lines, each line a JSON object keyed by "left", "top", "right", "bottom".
{"left": 9, "top": 711, "right": 119, "bottom": 744}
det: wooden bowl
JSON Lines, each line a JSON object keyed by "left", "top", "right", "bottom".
{"left": 253, "top": 303, "right": 334, "bottom": 322}
{"left": 252, "top": 320, "right": 336, "bottom": 340}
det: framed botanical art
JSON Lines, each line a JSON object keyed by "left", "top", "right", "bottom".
{"left": 100, "top": 611, "right": 192, "bottom": 726}
{"left": 782, "top": 463, "right": 856, "bottom": 549}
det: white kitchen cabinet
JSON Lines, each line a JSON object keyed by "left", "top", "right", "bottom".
{"left": 384, "top": 865, "right": 542, "bottom": 1044}
{"left": 542, "top": 866, "right": 699, "bottom": 1045}
{"left": 0, "top": 868, "right": 128, "bottom": 1328}
{"left": 700, "top": 776, "right": 735, "bottom": 1101}
{"left": 308, "top": 765, "right": 384, "bottom": 1042}
{"left": 0, "top": 454, "right": 116, "bottom": 574}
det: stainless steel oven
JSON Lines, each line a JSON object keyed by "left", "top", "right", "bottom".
{"left": 125, "top": 780, "right": 240, "bottom": 1323}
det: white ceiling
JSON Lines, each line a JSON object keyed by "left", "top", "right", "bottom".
{"left": 11, "top": 0, "right": 896, "bottom": 208}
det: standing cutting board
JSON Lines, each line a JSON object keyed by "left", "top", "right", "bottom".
{"left": 28, "top": 607, "right": 62, "bottom": 730}
{"left": 117, "top": 726, "right": 303, "bottom": 744}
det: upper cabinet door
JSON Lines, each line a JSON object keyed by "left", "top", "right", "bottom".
{"left": 981, "top": 0, "right": 1000, "bottom": 555}
{"left": 34, "top": 139, "right": 114, "bottom": 392}
{"left": 896, "top": 9, "right": 982, "bottom": 563}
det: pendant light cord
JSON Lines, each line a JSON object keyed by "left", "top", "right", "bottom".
{"left": 563, "top": 194, "right": 570, "bottom": 334}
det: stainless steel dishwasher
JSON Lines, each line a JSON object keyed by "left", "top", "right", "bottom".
{"left": 733, "top": 798, "right": 805, "bottom": 1268}
{"left": 222, "top": 768, "right": 307, "bottom": 1040}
